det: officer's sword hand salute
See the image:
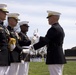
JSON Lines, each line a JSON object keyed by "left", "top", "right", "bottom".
{"left": 29, "top": 10, "right": 66, "bottom": 75}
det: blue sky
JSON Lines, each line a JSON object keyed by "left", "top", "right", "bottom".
{"left": 0, "top": 0, "right": 76, "bottom": 49}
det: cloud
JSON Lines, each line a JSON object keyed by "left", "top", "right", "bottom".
{"left": 1, "top": 0, "right": 76, "bottom": 49}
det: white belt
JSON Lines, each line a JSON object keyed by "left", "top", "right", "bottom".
{"left": 22, "top": 46, "right": 29, "bottom": 49}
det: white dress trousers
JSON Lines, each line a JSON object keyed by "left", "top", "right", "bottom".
{"left": 8, "top": 63, "right": 20, "bottom": 75}
{"left": 18, "top": 62, "right": 29, "bottom": 75}
{"left": 0, "top": 66, "right": 10, "bottom": 75}
{"left": 48, "top": 64, "right": 64, "bottom": 75}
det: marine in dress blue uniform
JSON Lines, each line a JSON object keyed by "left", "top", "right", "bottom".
{"left": 18, "top": 21, "right": 31, "bottom": 75}
{"left": 0, "top": 4, "right": 10, "bottom": 75}
{"left": 7, "top": 13, "right": 23, "bottom": 75}
{"left": 30, "top": 10, "right": 66, "bottom": 75}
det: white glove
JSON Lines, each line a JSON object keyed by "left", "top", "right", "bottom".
{"left": 21, "top": 60, "right": 24, "bottom": 64}
{"left": 22, "top": 49, "right": 30, "bottom": 53}
{"left": 10, "top": 44, "right": 16, "bottom": 51}
{"left": 29, "top": 45, "right": 35, "bottom": 53}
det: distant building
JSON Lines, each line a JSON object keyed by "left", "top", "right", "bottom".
{"left": 65, "top": 46, "right": 76, "bottom": 61}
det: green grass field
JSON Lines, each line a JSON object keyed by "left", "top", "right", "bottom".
{"left": 29, "top": 61, "right": 76, "bottom": 75}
